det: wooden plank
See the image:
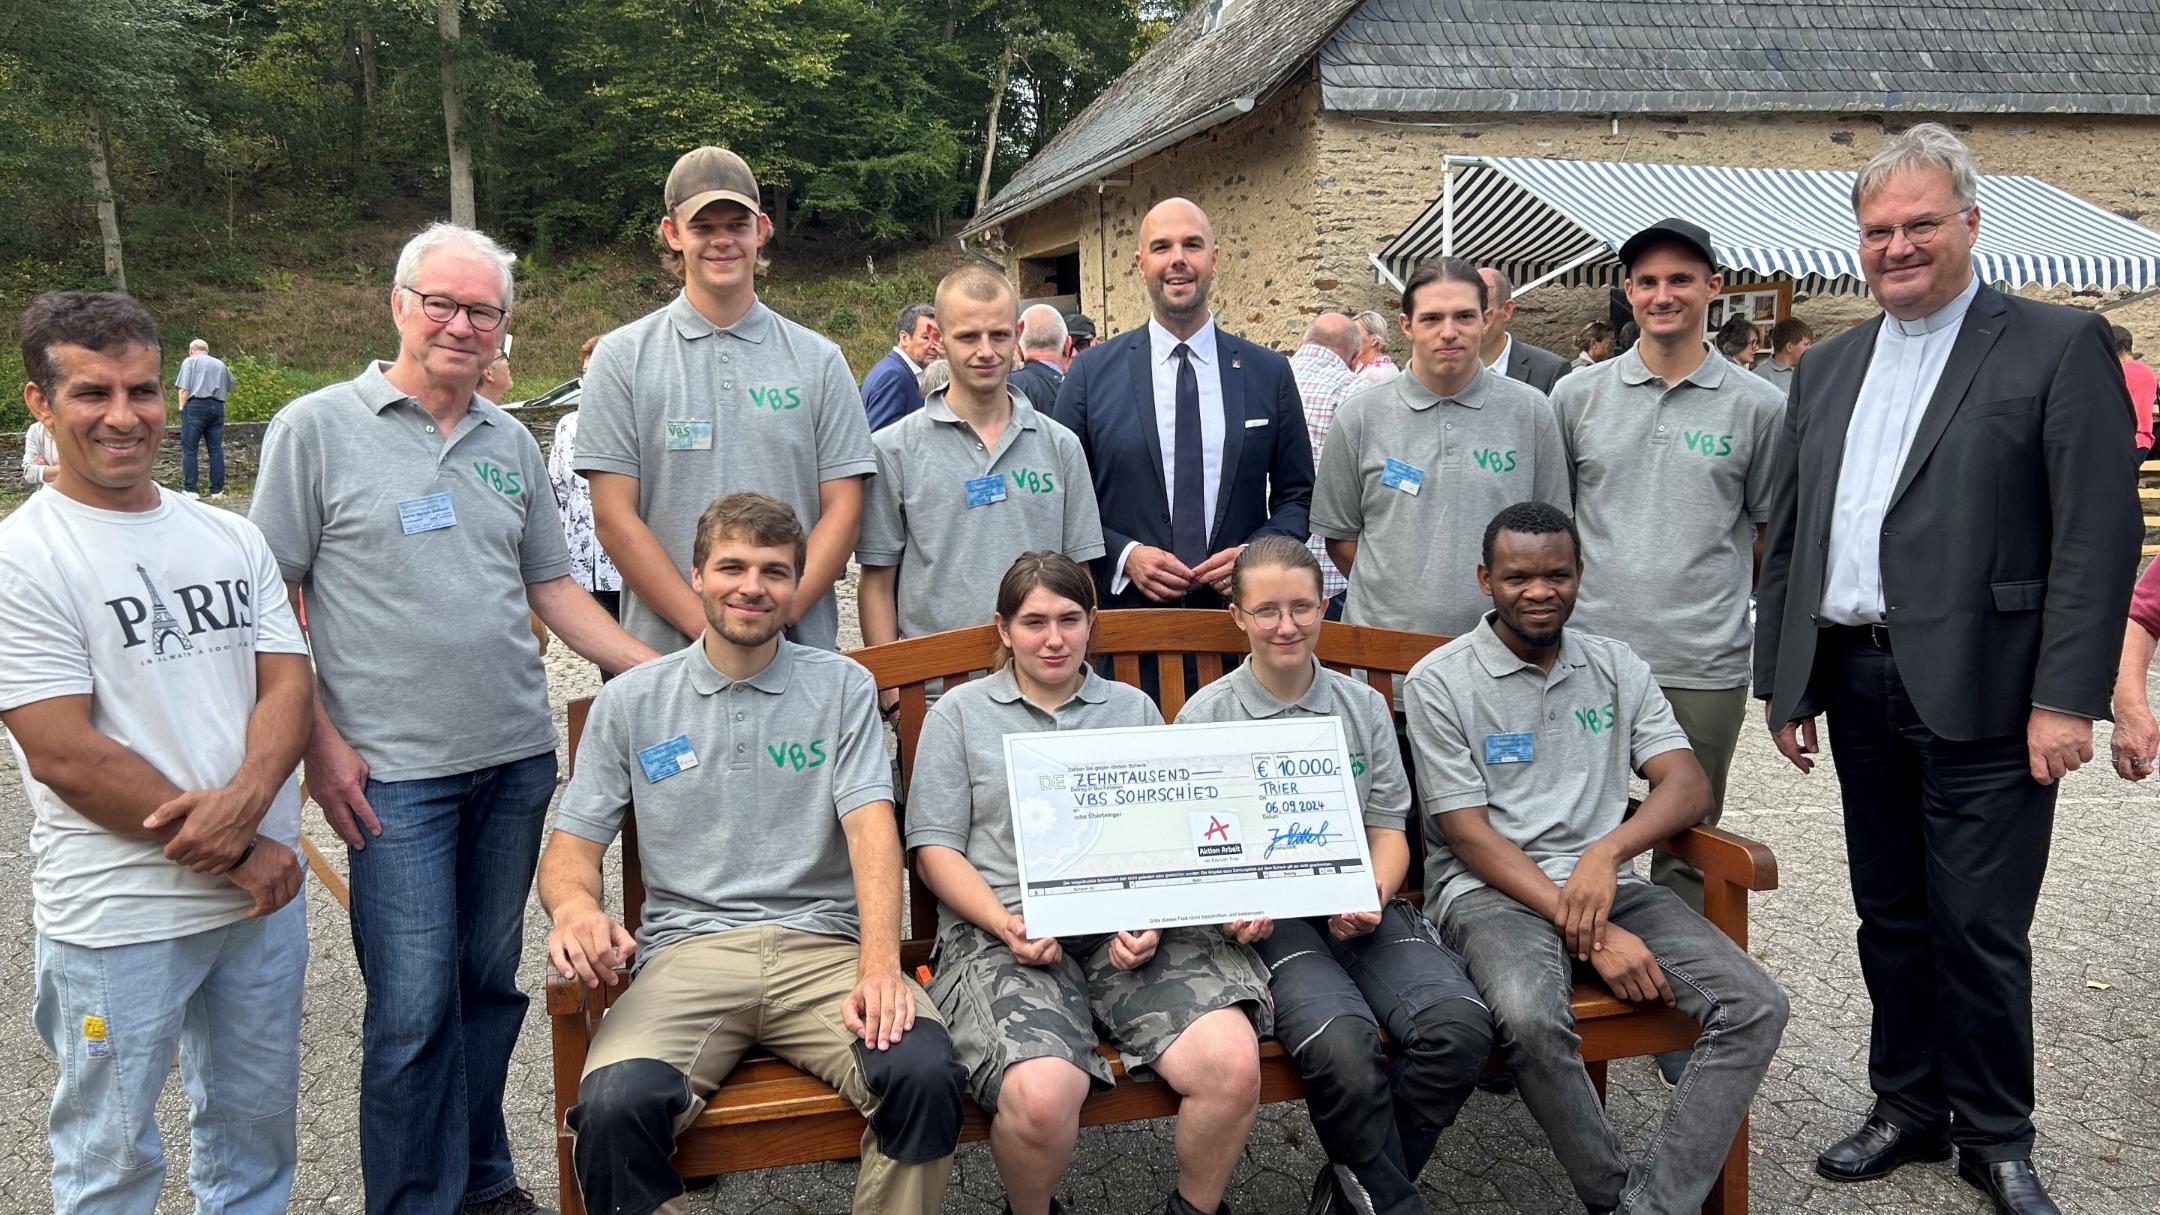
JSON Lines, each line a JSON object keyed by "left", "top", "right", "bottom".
{"left": 299, "top": 835, "right": 348, "bottom": 911}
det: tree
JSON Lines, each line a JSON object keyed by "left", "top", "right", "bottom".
{"left": 0, "top": 0, "right": 222, "bottom": 289}
{"left": 437, "top": 0, "right": 474, "bottom": 225}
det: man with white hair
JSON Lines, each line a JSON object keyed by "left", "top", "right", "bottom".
{"left": 252, "top": 222, "right": 660, "bottom": 1215}
{"left": 1007, "top": 302, "right": 1069, "bottom": 413}
{"left": 1757, "top": 124, "right": 2137, "bottom": 1215}
{"left": 174, "top": 336, "right": 235, "bottom": 499}
{"left": 1350, "top": 310, "right": 1400, "bottom": 385}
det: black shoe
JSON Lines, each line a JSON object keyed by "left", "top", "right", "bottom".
{"left": 1958, "top": 1156, "right": 2061, "bottom": 1215}
{"left": 1814, "top": 1115, "right": 1951, "bottom": 1182}
{"left": 1303, "top": 1166, "right": 1340, "bottom": 1215}
{"left": 1475, "top": 1069, "right": 1517, "bottom": 1095}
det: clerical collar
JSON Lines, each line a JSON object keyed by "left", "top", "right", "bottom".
{"left": 1889, "top": 273, "right": 1980, "bottom": 338}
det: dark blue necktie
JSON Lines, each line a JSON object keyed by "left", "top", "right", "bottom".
{"left": 1171, "top": 342, "right": 1207, "bottom": 567}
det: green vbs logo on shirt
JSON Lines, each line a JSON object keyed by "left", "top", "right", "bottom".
{"left": 1349, "top": 750, "right": 1367, "bottom": 777}
{"left": 768, "top": 739, "right": 828, "bottom": 771}
{"left": 749, "top": 386, "right": 803, "bottom": 412}
{"left": 1574, "top": 701, "right": 1617, "bottom": 735}
{"left": 1472, "top": 449, "right": 1518, "bottom": 473}
{"left": 1010, "top": 468, "right": 1057, "bottom": 494}
{"left": 472, "top": 460, "right": 523, "bottom": 496}
{"left": 1682, "top": 431, "right": 1735, "bottom": 458}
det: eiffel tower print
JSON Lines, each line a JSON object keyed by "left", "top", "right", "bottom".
{"left": 136, "top": 564, "right": 193, "bottom": 656}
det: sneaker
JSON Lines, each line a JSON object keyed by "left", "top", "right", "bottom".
{"left": 463, "top": 1187, "right": 555, "bottom": 1215}
{"left": 207, "top": 490, "right": 225, "bottom": 501}
{"left": 1655, "top": 1048, "right": 1691, "bottom": 1087}
{"left": 181, "top": 490, "right": 200, "bottom": 500}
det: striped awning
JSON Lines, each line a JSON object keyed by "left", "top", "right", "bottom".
{"left": 1373, "top": 157, "right": 2160, "bottom": 298}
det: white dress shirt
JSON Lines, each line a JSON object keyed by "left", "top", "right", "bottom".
{"left": 1820, "top": 275, "right": 1981, "bottom": 625}
{"left": 1115, "top": 316, "right": 1228, "bottom": 589}
{"left": 1486, "top": 333, "right": 1515, "bottom": 377}
{"left": 894, "top": 345, "right": 924, "bottom": 377}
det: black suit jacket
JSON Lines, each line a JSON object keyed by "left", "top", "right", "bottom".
{"left": 1505, "top": 339, "right": 1571, "bottom": 394}
{"left": 1050, "top": 325, "right": 1314, "bottom": 609}
{"left": 1755, "top": 284, "right": 2140, "bottom": 740}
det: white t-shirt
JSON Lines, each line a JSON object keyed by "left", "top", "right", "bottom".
{"left": 0, "top": 488, "right": 307, "bottom": 947}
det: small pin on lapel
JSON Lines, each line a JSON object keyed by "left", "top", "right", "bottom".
{"left": 1231, "top": 357, "right": 1242, "bottom": 369}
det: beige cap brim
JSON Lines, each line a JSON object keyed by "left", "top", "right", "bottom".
{"left": 672, "top": 189, "right": 762, "bottom": 227}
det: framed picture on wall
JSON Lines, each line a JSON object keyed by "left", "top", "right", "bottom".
{"left": 1707, "top": 280, "right": 1794, "bottom": 350}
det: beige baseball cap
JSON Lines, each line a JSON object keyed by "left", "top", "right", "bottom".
{"left": 665, "top": 147, "right": 763, "bottom": 226}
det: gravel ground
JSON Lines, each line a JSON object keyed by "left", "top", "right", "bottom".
{"left": 0, "top": 490, "right": 2155, "bottom": 1212}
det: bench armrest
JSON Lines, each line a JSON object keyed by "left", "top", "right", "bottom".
{"left": 1655, "top": 824, "right": 1778, "bottom": 892}
{"left": 546, "top": 969, "right": 591, "bottom": 1017}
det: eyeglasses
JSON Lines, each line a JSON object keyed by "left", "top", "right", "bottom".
{"left": 1858, "top": 208, "right": 1970, "bottom": 251}
{"left": 1241, "top": 601, "right": 1322, "bottom": 628}
{"left": 400, "top": 287, "right": 508, "bottom": 332}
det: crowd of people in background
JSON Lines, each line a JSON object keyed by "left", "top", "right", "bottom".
{"left": 3, "top": 120, "right": 2152, "bottom": 1215}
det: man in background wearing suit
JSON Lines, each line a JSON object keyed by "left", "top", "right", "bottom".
{"left": 1756, "top": 124, "right": 2138, "bottom": 1215}
{"left": 1051, "top": 197, "right": 1313, "bottom": 611}
{"left": 860, "top": 302, "right": 940, "bottom": 430}
{"left": 1477, "top": 267, "right": 1571, "bottom": 394}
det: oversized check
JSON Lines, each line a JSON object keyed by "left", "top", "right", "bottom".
{"left": 1003, "top": 717, "right": 1379, "bottom": 937}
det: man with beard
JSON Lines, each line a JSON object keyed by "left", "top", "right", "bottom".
{"left": 1049, "top": 197, "right": 1312, "bottom": 610}
{"left": 1406, "top": 501, "right": 1788, "bottom": 1215}
{"left": 539, "top": 491, "right": 965, "bottom": 1214}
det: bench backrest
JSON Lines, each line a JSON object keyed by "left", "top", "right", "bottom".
{"left": 572, "top": 609, "right": 1452, "bottom": 957}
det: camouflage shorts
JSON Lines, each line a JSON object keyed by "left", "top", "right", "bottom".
{"left": 926, "top": 921, "right": 1274, "bottom": 1112}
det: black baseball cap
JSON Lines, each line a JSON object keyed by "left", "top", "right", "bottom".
{"left": 1618, "top": 218, "right": 1716, "bottom": 271}
{"left": 1064, "top": 312, "right": 1098, "bottom": 339}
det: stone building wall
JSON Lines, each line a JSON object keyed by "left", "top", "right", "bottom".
{"left": 992, "top": 85, "right": 1324, "bottom": 347}
{"left": 989, "top": 70, "right": 2160, "bottom": 358}
{"left": 1312, "top": 105, "right": 2160, "bottom": 358}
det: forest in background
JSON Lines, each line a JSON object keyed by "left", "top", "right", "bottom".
{"left": 0, "top": 0, "right": 1184, "bottom": 427}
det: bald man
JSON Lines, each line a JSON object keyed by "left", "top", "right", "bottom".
{"left": 1050, "top": 198, "right": 1314, "bottom": 613}
{"left": 1289, "top": 313, "right": 1362, "bottom": 614}
{"left": 1476, "top": 268, "right": 1571, "bottom": 394}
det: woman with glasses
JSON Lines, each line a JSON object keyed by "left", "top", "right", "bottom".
{"left": 1175, "top": 537, "right": 1494, "bottom": 1215}
{"left": 905, "top": 551, "right": 1271, "bottom": 1215}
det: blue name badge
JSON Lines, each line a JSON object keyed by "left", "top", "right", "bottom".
{"left": 1485, "top": 731, "right": 1536, "bottom": 765}
{"left": 1381, "top": 458, "right": 1425, "bottom": 496}
{"left": 964, "top": 473, "right": 1008, "bottom": 508}
{"left": 397, "top": 492, "right": 457, "bottom": 535}
{"left": 637, "top": 735, "right": 699, "bottom": 784}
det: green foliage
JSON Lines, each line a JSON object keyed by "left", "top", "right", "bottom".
{"left": 225, "top": 354, "right": 343, "bottom": 422}
{"left": 1, "top": 0, "right": 1179, "bottom": 271}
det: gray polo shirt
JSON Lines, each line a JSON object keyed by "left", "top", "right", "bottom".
{"left": 904, "top": 666, "right": 1161, "bottom": 939}
{"left": 252, "top": 362, "right": 571, "bottom": 781}
{"left": 857, "top": 389, "right": 1105, "bottom": 638}
{"left": 556, "top": 638, "right": 892, "bottom": 961}
{"left": 572, "top": 294, "right": 877, "bottom": 653}
{"left": 1404, "top": 616, "right": 1691, "bottom": 921}
{"left": 1175, "top": 656, "right": 1410, "bottom": 831}
{"left": 1753, "top": 358, "right": 1795, "bottom": 394}
{"left": 1552, "top": 346, "right": 1783, "bottom": 690}
{"left": 175, "top": 353, "right": 235, "bottom": 402}
{"left": 1310, "top": 367, "right": 1572, "bottom": 637}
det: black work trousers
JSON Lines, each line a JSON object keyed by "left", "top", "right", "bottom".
{"left": 1815, "top": 629, "right": 2055, "bottom": 1161}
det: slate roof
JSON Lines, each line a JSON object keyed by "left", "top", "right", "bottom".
{"left": 1323, "top": 0, "right": 2160, "bottom": 116}
{"left": 965, "top": 0, "right": 1364, "bottom": 235}
{"left": 971, "top": 0, "right": 2160, "bottom": 235}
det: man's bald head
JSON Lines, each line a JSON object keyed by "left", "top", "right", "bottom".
{"left": 1135, "top": 197, "right": 1218, "bottom": 330}
{"left": 1140, "top": 197, "right": 1214, "bottom": 246}
{"left": 1301, "top": 312, "right": 1361, "bottom": 363}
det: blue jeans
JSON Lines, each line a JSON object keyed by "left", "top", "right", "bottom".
{"left": 179, "top": 400, "right": 225, "bottom": 493}
{"left": 35, "top": 897, "right": 308, "bottom": 1215}
{"left": 1442, "top": 883, "right": 1788, "bottom": 1215}
{"left": 350, "top": 750, "right": 557, "bottom": 1214}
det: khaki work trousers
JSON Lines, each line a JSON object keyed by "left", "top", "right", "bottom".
{"left": 578, "top": 925, "right": 951, "bottom": 1214}
{"left": 1653, "top": 684, "right": 1749, "bottom": 912}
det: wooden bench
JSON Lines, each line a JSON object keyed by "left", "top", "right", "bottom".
{"left": 546, "top": 609, "right": 1780, "bottom": 1213}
